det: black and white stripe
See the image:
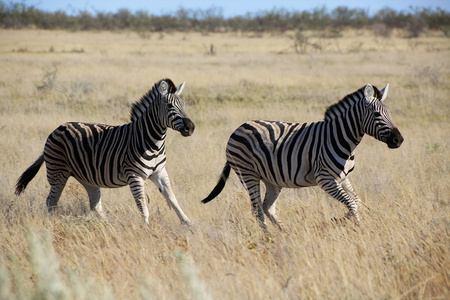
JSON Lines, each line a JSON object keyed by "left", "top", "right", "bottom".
{"left": 202, "top": 84, "right": 403, "bottom": 228}
{"left": 16, "top": 79, "right": 195, "bottom": 225}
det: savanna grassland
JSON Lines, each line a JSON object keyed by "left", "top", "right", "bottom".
{"left": 0, "top": 29, "right": 449, "bottom": 299}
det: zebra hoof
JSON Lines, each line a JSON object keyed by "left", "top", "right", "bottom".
{"left": 181, "top": 219, "right": 193, "bottom": 227}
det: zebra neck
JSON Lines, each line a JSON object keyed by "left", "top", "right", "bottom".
{"left": 324, "top": 94, "right": 366, "bottom": 145}
{"left": 132, "top": 117, "right": 167, "bottom": 152}
{"left": 326, "top": 111, "right": 364, "bottom": 155}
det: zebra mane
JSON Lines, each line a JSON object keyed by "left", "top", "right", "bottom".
{"left": 324, "top": 85, "right": 382, "bottom": 121}
{"left": 130, "top": 78, "right": 178, "bottom": 122}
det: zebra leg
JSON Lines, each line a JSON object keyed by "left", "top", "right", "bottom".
{"left": 46, "top": 183, "right": 66, "bottom": 212}
{"left": 317, "top": 178, "right": 360, "bottom": 223}
{"left": 46, "top": 172, "right": 69, "bottom": 213}
{"left": 150, "top": 168, "right": 192, "bottom": 226}
{"left": 82, "top": 183, "right": 106, "bottom": 220}
{"left": 240, "top": 175, "right": 265, "bottom": 227}
{"left": 341, "top": 178, "right": 361, "bottom": 209}
{"left": 262, "top": 182, "right": 284, "bottom": 230}
{"left": 128, "top": 176, "right": 150, "bottom": 225}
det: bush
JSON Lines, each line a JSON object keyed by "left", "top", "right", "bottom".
{"left": 0, "top": 1, "right": 449, "bottom": 35}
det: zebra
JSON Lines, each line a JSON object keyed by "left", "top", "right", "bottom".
{"left": 202, "top": 84, "right": 403, "bottom": 229}
{"left": 15, "top": 78, "right": 195, "bottom": 225}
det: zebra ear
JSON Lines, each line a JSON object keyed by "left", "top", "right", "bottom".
{"left": 380, "top": 83, "right": 389, "bottom": 102}
{"left": 159, "top": 80, "right": 169, "bottom": 96}
{"left": 364, "top": 84, "right": 375, "bottom": 104}
{"left": 176, "top": 81, "right": 186, "bottom": 96}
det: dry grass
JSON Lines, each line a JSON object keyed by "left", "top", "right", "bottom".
{"left": 0, "top": 29, "right": 449, "bottom": 299}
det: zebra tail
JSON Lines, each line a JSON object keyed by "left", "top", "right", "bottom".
{"left": 201, "top": 163, "right": 231, "bottom": 203}
{"left": 15, "top": 154, "right": 45, "bottom": 196}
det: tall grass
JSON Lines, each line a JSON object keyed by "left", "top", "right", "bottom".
{"left": 0, "top": 29, "right": 448, "bottom": 299}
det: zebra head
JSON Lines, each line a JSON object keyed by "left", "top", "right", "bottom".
{"left": 157, "top": 79, "right": 195, "bottom": 137}
{"left": 362, "top": 84, "right": 403, "bottom": 149}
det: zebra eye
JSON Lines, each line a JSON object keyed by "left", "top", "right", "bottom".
{"left": 373, "top": 111, "right": 382, "bottom": 117}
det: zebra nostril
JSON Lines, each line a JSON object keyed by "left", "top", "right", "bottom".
{"left": 393, "top": 137, "right": 399, "bottom": 143}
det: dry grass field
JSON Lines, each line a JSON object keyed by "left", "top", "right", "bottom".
{"left": 0, "top": 29, "right": 449, "bottom": 299}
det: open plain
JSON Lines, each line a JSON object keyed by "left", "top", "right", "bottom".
{"left": 0, "top": 29, "right": 449, "bottom": 299}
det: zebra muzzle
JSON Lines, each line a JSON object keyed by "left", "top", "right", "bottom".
{"left": 179, "top": 118, "right": 195, "bottom": 137}
{"left": 386, "top": 127, "right": 404, "bottom": 149}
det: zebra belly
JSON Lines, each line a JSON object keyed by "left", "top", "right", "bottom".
{"left": 260, "top": 157, "right": 318, "bottom": 188}
{"left": 72, "top": 174, "right": 128, "bottom": 188}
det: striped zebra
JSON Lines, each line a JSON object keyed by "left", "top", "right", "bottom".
{"left": 202, "top": 84, "right": 403, "bottom": 228}
{"left": 15, "top": 79, "right": 195, "bottom": 225}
